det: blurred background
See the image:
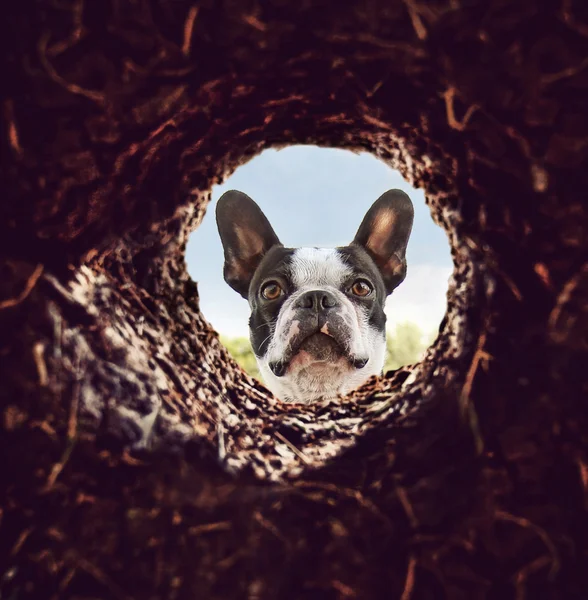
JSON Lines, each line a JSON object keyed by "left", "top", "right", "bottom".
{"left": 186, "top": 146, "right": 452, "bottom": 379}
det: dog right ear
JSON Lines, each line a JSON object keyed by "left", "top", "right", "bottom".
{"left": 352, "top": 189, "right": 414, "bottom": 294}
{"left": 216, "top": 190, "right": 282, "bottom": 298}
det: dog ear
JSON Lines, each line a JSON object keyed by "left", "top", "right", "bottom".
{"left": 216, "top": 190, "right": 282, "bottom": 298}
{"left": 352, "top": 189, "right": 414, "bottom": 294}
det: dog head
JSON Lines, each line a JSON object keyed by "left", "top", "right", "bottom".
{"left": 216, "top": 189, "right": 414, "bottom": 403}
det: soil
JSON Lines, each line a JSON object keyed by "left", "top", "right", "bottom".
{"left": 1, "top": 0, "right": 588, "bottom": 598}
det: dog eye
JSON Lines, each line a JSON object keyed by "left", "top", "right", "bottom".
{"left": 261, "top": 281, "right": 284, "bottom": 300}
{"left": 350, "top": 279, "right": 373, "bottom": 297}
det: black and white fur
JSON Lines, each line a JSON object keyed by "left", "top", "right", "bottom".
{"left": 216, "top": 189, "right": 414, "bottom": 404}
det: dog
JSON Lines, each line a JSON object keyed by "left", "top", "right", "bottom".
{"left": 216, "top": 189, "right": 414, "bottom": 403}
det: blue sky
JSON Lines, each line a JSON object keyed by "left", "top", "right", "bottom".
{"left": 186, "top": 146, "right": 453, "bottom": 339}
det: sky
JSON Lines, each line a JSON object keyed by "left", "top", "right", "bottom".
{"left": 185, "top": 146, "right": 453, "bottom": 340}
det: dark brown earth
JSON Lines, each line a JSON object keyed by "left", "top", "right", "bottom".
{"left": 1, "top": 0, "right": 588, "bottom": 598}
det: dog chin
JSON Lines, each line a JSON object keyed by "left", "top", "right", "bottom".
{"left": 259, "top": 330, "right": 380, "bottom": 403}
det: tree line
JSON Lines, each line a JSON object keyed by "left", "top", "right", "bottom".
{"left": 221, "top": 321, "right": 435, "bottom": 381}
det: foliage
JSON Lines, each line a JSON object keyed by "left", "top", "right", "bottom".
{"left": 221, "top": 322, "right": 434, "bottom": 381}
{"left": 220, "top": 335, "right": 262, "bottom": 380}
{"left": 384, "top": 321, "right": 435, "bottom": 372}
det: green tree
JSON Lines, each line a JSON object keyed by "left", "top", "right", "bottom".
{"left": 220, "top": 336, "right": 261, "bottom": 380}
{"left": 384, "top": 322, "right": 433, "bottom": 372}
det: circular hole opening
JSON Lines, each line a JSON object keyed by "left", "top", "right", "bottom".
{"left": 187, "top": 145, "right": 452, "bottom": 389}
{"left": 175, "top": 142, "right": 475, "bottom": 479}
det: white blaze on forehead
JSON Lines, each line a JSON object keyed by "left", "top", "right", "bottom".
{"left": 289, "top": 248, "right": 352, "bottom": 289}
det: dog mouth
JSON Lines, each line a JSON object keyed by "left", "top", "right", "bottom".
{"left": 269, "top": 331, "right": 368, "bottom": 377}
{"left": 298, "top": 332, "right": 344, "bottom": 361}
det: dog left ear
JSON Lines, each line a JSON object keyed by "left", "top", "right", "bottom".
{"left": 352, "top": 189, "right": 414, "bottom": 294}
{"left": 216, "top": 190, "right": 282, "bottom": 298}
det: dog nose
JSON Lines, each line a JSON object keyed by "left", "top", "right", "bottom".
{"left": 295, "top": 290, "right": 338, "bottom": 311}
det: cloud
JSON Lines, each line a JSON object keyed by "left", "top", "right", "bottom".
{"left": 385, "top": 264, "right": 453, "bottom": 335}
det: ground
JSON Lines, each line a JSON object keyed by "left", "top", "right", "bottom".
{"left": 1, "top": 0, "right": 588, "bottom": 598}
